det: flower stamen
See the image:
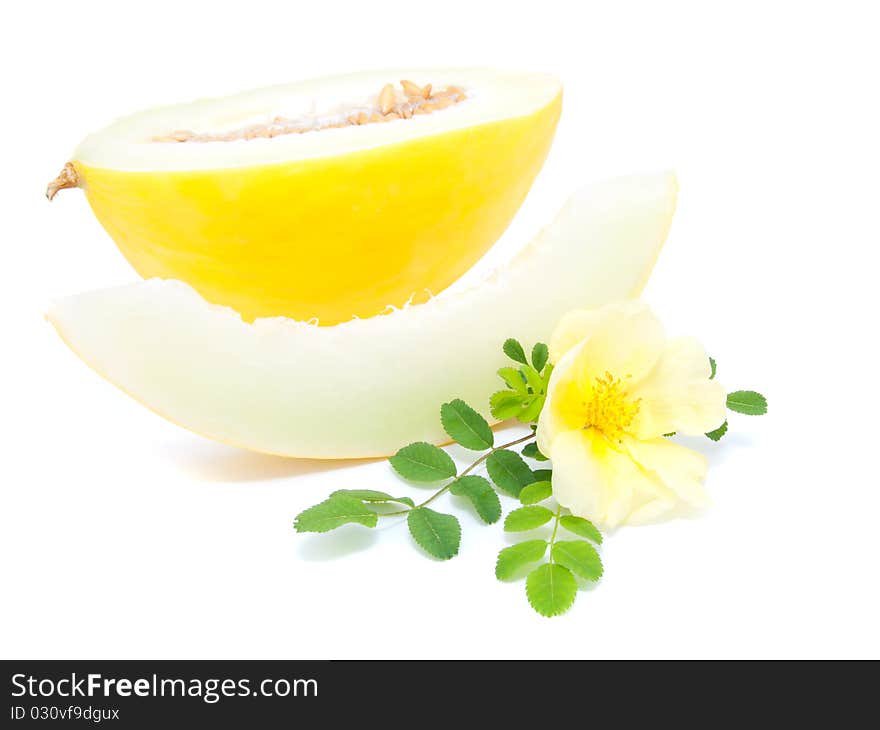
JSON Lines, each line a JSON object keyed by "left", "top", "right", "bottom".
{"left": 582, "top": 371, "right": 640, "bottom": 441}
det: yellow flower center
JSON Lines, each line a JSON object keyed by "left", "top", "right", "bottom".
{"left": 583, "top": 372, "right": 640, "bottom": 441}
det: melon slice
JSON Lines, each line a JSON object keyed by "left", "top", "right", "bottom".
{"left": 47, "top": 68, "right": 562, "bottom": 324}
{"left": 48, "top": 172, "right": 678, "bottom": 459}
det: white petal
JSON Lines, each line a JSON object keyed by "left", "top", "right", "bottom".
{"left": 624, "top": 436, "right": 710, "bottom": 508}
{"left": 549, "top": 429, "right": 610, "bottom": 523}
{"left": 536, "top": 342, "right": 584, "bottom": 456}
{"left": 631, "top": 336, "right": 727, "bottom": 438}
{"left": 567, "top": 301, "right": 666, "bottom": 389}
{"left": 626, "top": 496, "right": 678, "bottom": 525}
{"left": 550, "top": 428, "right": 663, "bottom": 528}
{"left": 548, "top": 308, "right": 607, "bottom": 363}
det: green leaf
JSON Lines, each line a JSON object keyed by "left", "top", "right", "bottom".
{"left": 490, "top": 390, "right": 525, "bottom": 420}
{"left": 448, "top": 474, "right": 490, "bottom": 495}
{"left": 516, "top": 394, "right": 545, "bottom": 424}
{"left": 533, "top": 468, "right": 553, "bottom": 482}
{"left": 497, "top": 367, "right": 527, "bottom": 393}
{"left": 559, "top": 515, "right": 603, "bottom": 544}
{"left": 726, "top": 390, "right": 768, "bottom": 415}
{"left": 526, "top": 563, "right": 577, "bottom": 617}
{"left": 390, "top": 442, "right": 457, "bottom": 482}
{"left": 551, "top": 540, "right": 603, "bottom": 581}
{"left": 503, "top": 338, "right": 528, "bottom": 365}
{"left": 495, "top": 540, "right": 547, "bottom": 581}
{"left": 705, "top": 420, "right": 728, "bottom": 441}
{"left": 486, "top": 449, "right": 535, "bottom": 497}
{"left": 522, "top": 365, "right": 544, "bottom": 394}
{"left": 504, "top": 505, "right": 554, "bottom": 531}
{"left": 663, "top": 432, "right": 677, "bottom": 437}
{"left": 540, "top": 363, "right": 554, "bottom": 388}
{"left": 294, "top": 495, "right": 378, "bottom": 533}
{"left": 519, "top": 481, "right": 552, "bottom": 505}
{"left": 440, "top": 399, "right": 494, "bottom": 451}
{"left": 531, "top": 342, "right": 549, "bottom": 372}
{"left": 449, "top": 475, "right": 501, "bottom": 524}
{"left": 407, "top": 508, "right": 461, "bottom": 560}
{"left": 709, "top": 357, "right": 717, "bottom": 379}
{"left": 331, "top": 489, "right": 414, "bottom": 507}
{"left": 521, "top": 442, "right": 549, "bottom": 461}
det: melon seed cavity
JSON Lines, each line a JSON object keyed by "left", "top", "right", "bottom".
{"left": 152, "top": 81, "right": 466, "bottom": 143}
{"left": 46, "top": 80, "right": 467, "bottom": 199}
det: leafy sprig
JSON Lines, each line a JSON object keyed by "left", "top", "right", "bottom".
{"left": 294, "top": 340, "right": 767, "bottom": 618}
{"left": 306, "top": 427, "right": 536, "bottom": 560}
{"left": 490, "top": 338, "right": 554, "bottom": 424}
{"left": 496, "top": 468, "right": 604, "bottom": 617}
{"left": 294, "top": 342, "right": 547, "bottom": 562}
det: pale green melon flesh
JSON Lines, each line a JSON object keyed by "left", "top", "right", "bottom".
{"left": 48, "top": 172, "right": 678, "bottom": 458}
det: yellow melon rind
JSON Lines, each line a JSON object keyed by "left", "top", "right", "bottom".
{"left": 48, "top": 172, "right": 678, "bottom": 459}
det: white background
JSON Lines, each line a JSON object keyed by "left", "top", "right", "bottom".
{"left": 2, "top": 1, "right": 878, "bottom": 659}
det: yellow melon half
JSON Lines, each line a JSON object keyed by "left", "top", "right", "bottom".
{"left": 47, "top": 69, "right": 562, "bottom": 324}
{"left": 48, "top": 172, "right": 677, "bottom": 459}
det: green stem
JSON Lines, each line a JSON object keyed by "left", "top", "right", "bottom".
{"left": 547, "top": 505, "right": 562, "bottom": 563}
{"left": 380, "top": 432, "right": 536, "bottom": 517}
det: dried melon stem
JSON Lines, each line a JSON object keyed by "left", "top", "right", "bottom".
{"left": 46, "top": 162, "right": 80, "bottom": 201}
{"left": 152, "top": 81, "right": 466, "bottom": 143}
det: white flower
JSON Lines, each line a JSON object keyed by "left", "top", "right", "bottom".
{"left": 537, "top": 301, "right": 726, "bottom": 527}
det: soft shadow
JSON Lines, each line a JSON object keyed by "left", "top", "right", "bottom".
{"left": 676, "top": 432, "right": 755, "bottom": 464}
{"left": 297, "top": 526, "right": 379, "bottom": 561}
{"left": 160, "top": 438, "right": 378, "bottom": 483}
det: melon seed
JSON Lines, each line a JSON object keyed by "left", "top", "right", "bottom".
{"left": 149, "top": 81, "right": 466, "bottom": 144}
